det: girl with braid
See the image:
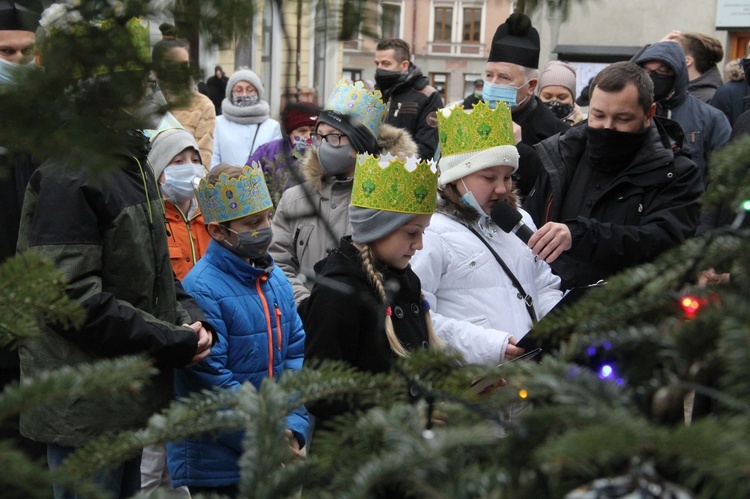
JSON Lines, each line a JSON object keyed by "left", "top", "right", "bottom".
{"left": 302, "top": 153, "right": 440, "bottom": 423}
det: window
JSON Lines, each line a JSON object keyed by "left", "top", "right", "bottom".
{"left": 430, "top": 73, "right": 449, "bottom": 104}
{"left": 342, "top": 69, "right": 362, "bottom": 82}
{"left": 433, "top": 7, "right": 453, "bottom": 42}
{"left": 382, "top": 4, "right": 401, "bottom": 40}
{"left": 463, "top": 8, "right": 481, "bottom": 43}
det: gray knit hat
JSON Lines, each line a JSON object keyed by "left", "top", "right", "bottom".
{"left": 226, "top": 67, "right": 265, "bottom": 100}
{"left": 538, "top": 60, "right": 577, "bottom": 98}
{"left": 147, "top": 128, "right": 201, "bottom": 180}
{"left": 349, "top": 206, "right": 417, "bottom": 244}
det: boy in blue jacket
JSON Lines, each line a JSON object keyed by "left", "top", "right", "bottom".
{"left": 167, "top": 163, "right": 307, "bottom": 497}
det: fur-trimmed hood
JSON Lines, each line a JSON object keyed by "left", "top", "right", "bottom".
{"left": 300, "top": 123, "right": 418, "bottom": 191}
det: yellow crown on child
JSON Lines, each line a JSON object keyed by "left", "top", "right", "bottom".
{"left": 324, "top": 79, "right": 388, "bottom": 138}
{"left": 195, "top": 164, "right": 273, "bottom": 223}
{"left": 437, "top": 100, "right": 515, "bottom": 157}
{"left": 351, "top": 154, "right": 438, "bottom": 215}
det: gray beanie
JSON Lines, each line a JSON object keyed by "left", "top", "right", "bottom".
{"left": 226, "top": 67, "right": 265, "bottom": 100}
{"left": 349, "top": 206, "right": 417, "bottom": 244}
{"left": 147, "top": 128, "right": 201, "bottom": 180}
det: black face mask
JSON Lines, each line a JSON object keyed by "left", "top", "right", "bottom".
{"left": 374, "top": 68, "right": 404, "bottom": 91}
{"left": 586, "top": 126, "right": 650, "bottom": 173}
{"left": 544, "top": 100, "right": 574, "bottom": 120}
{"left": 649, "top": 73, "right": 676, "bottom": 102}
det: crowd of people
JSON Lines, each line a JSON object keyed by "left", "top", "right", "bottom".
{"left": 2, "top": 1, "right": 749, "bottom": 497}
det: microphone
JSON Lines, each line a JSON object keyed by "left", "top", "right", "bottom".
{"left": 490, "top": 202, "right": 576, "bottom": 282}
{"left": 490, "top": 202, "right": 534, "bottom": 244}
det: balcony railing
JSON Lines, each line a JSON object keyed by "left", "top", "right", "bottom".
{"left": 428, "top": 41, "right": 484, "bottom": 57}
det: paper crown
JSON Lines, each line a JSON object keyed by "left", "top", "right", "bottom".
{"left": 437, "top": 100, "right": 515, "bottom": 157}
{"left": 324, "top": 79, "right": 387, "bottom": 138}
{"left": 195, "top": 164, "right": 273, "bottom": 223}
{"left": 351, "top": 154, "right": 438, "bottom": 215}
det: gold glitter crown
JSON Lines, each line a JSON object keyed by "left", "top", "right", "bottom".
{"left": 195, "top": 164, "right": 273, "bottom": 223}
{"left": 351, "top": 154, "right": 438, "bottom": 215}
{"left": 437, "top": 100, "right": 515, "bottom": 157}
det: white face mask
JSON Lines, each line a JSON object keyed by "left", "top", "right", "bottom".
{"left": 161, "top": 164, "right": 205, "bottom": 204}
{"left": 459, "top": 179, "right": 489, "bottom": 218}
{"left": 0, "top": 57, "right": 33, "bottom": 86}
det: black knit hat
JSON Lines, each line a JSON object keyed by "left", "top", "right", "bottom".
{"left": 316, "top": 110, "right": 379, "bottom": 155}
{"left": 0, "top": 0, "right": 41, "bottom": 32}
{"left": 488, "top": 13, "right": 540, "bottom": 69}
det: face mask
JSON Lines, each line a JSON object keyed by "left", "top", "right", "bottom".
{"left": 649, "top": 73, "right": 676, "bottom": 102}
{"left": 473, "top": 91, "right": 482, "bottom": 99}
{"left": 222, "top": 225, "right": 274, "bottom": 259}
{"left": 459, "top": 179, "right": 489, "bottom": 218}
{"left": 291, "top": 135, "right": 312, "bottom": 158}
{"left": 482, "top": 80, "right": 530, "bottom": 110}
{"left": 0, "top": 57, "right": 32, "bottom": 86}
{"left": 374, "top": 68, "right": 404, "bottom": 91}
{"left": 544, "top": 100, "right": 574, "bottom": 120}
{"left": 161, "top": 164, "right": 205, "bottom": 203}
{"left": 232, "top": 94, "right": 259, "bottom": 107}
{"left": 586, "top": 126, "right": 650, "bottom": 173}
{"left": 317, "top": 142, "right": 356, "bottom": 176}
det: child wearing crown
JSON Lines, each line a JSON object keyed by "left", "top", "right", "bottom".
{"left": 303, "top": 153, "right": 442, "bottom": 424}
{"left": 270, "top": 79, "right": 418, "bottom": 308}
{"left": 166, "top": 165, "right": 308, "bottom": 497}
{"left": 410, "top": 102, "right": 563, "bottom": 365}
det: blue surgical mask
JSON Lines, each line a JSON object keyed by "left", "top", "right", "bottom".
{"left": 161, "top": 164, "right": 205, "bottom": 204}
{"left": 482, "top": 80, "right": 530, "bottom": 110}
{"left": 0, "top": 58, "right": 33, "bottom": 86}
{"left": 459, "top": 179, "right": 489, "bottom": 218}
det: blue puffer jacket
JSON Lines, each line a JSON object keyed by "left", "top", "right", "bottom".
{"left": 167, "top": 239, "right": 308, "bottom": 488}
{"left": 635, "top": 42, "right": 731, "bottom": 186}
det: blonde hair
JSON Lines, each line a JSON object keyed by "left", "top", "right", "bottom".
{"left": 358, "top": 244, "right": 442, "bottom": 357}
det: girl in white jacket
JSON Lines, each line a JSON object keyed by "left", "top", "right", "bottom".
{"left": 410, "top": 102, "right": 563, "bottom": 365}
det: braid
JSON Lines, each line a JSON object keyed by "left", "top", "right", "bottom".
{"left": 358, "top": 244, "right": 407, "bottom": 357}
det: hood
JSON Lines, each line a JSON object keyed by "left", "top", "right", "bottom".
{"left": 300, "top": 123, "right": 419, "bottom": 190}
{"left": 635, "top": 42, "right": 689, "bottom": 109}
{"left": 383, "top": 63, "right": 429, "bottom": 100}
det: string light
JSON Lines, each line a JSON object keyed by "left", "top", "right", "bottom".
{"left": 598, "top": 364, "right": 614, "bottom": 380}
{"left": 518, "top": 389, "right": 528, "bottom": 399}
{"left": 680, "top": 295, "right": 702, "bottom": 319}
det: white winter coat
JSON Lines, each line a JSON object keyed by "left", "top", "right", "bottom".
{"left": 211, "top": 116, "right": 282, "bottom": 168}
{"left": 411, "top": 210, "right": 562, "bottom": 365}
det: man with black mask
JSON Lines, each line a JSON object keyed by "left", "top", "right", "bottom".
{"left": 634, "top": 41, "right": 730, "bottom": 186}
{"left": 523, "top": 62, "right": 704, "bottom": 290}
{"left": 374, "top": 38, "right": 442, "bottom": 160}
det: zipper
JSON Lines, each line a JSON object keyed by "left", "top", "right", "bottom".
{"left": 255, "top": 273, "right": 274, "bottom": 378}
{"left": 275, "top": 303, "right": 282, "bottom": 351}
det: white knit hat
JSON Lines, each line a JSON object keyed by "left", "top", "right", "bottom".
{"left": 438, "top": 145, "right": 519, "bottom": 186}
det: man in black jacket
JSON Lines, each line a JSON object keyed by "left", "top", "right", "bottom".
{"left": 523, "top": 62, "right": 704, "bottom": 290}
{"left": 374, "top": 38, "right": 442, "bottom": 160}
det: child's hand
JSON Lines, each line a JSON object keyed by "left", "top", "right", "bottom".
{"left": 285, "top": 429, "right": 304, "bottom": 460}
{"left": 185, "top": 321, "right": 212, "bottom": 367}
{"left": 504, "top": 337, "right": 525, "bottom": 360}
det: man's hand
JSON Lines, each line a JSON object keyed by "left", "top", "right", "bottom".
{"left": 184, "top": 321, "right": 212, "bottom": 367}
{"left": 528, "top": 222, "right": 572, "bottom": 264}
{"left": 512, "top": 121, "right": 522, "bottom": 145}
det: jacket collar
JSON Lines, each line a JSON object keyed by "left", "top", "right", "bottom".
{"left": 205, "top": 238, "right": 273, "bottom": 281}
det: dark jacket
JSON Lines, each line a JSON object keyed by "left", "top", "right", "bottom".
{"left": 635, "top": 42, "right": 731, "bottom": 185}
{"left": 462, "top": 93, "right": 482, "bottom": 110}
{"left": 379, "top": 63, "right": 442, "bottom": 160}
{"left": 16, "top": 132, "right": 207, "bottom": 446}
{"left": 711, "top": 80, "right": 750, "bottom": 126}
{"left": 688, "top": 65, "right": 723, "bottom": 104}
{"left": 206, "top": 73, "right": 228, "bottom": 115}
{"left": 523, "top": 119, "right": 704, "bottom": 289}
{"left": 302, "top": 237, "right": 430, "bottom": 421}
{"left": 512, "top": 95, "right": 570, "bottom": 146}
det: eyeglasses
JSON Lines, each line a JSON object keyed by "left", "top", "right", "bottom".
{"left": 310, "top": 132, "right": 348, "bottom": 147}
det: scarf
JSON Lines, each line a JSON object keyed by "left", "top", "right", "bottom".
{"left": 221, "top": 97, "right": 271, "bottom": 125}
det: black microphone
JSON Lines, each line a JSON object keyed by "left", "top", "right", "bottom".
{"left": 490, "top": 202, "right": 534, "bottom": 244}
{"left": 490, "top": 202, "right": 576, "bottom": 282}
